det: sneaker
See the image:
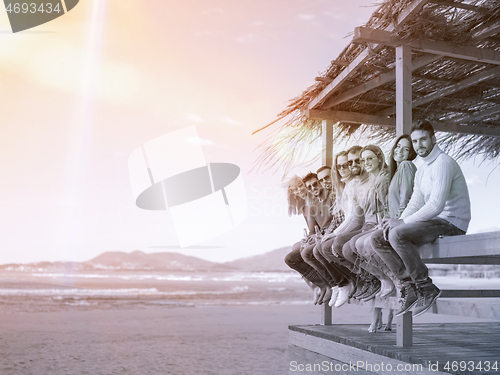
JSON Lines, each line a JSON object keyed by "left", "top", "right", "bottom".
{"left": 328, "top": 286, "right": 340, "bottom": 307}
{"left": 357, "top": 276, "right": 378, "bottom": 299}
{"left": 312, "top": 286, "right": 321, "bottom": 305}
{"left": 320, "top": 286, "right": 332, "bottom": 305}
{"left": 353, "top": 280, "right": 369, "bottom": 299}
{"left": 395, "top": 282, "right": 418, "bottom": 316}
{"left": 347, "top": 279, "right": 357, "bottom": 298}
{"left": 377, "top": 278, "right": 396, "bottom": 298}
{"left": 316, "top": 286, "right": 329, "bottom": 305}
{"left": 362, "top": 280, "right": 382, "bottom": 302}
{"left": 334, "top": 285, "right": 350, "bottom": 307}
{"left": 413, "top": 283, "right": 441, "bottom": 317}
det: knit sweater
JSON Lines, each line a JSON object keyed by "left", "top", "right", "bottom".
{"left": 400, "top": 145, "right": 471, "bottom": 232}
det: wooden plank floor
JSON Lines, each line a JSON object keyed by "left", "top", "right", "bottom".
{"left": 290, "top": 323, "right": 500, "bottom": 375}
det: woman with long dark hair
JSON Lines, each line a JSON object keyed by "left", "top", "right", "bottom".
{"left": 355, "top": 135, "right": 417, "bottom": 298}
{"left": 386, "top": 134, "right": 418, "bottom": 218}
{"left": 360, "top": 135, "right": 417, "bottom": 297}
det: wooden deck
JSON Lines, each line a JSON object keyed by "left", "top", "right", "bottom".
{"left": 289, "top": 323, "right": 500, "bottom": 375}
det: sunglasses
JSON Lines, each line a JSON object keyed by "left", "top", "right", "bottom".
{"left": 306, "top": 181, "right": 320, "bottom": 189}
{"left": 347, "top": 158, "right": 361, "bottom": 166}
{"left": 336, "top": 163, "right": 349, "bottom": 170}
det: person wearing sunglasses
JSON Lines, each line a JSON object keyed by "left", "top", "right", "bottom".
{"left": 339, "top": 145, "right": 391, "bottom": 303}
{"left": 309, "top": 151, "right": 359, "bottom": 307}
{"left": 355, "top": 135, "right": 418, "bottom": 302}
{"left": 301, "top": 171, "right": 345, "bottom": 304}
{"left": 354, "top": 135, "right": 418, "bottom": 332}
{"left": 298, "top": 162, "right": 358, "bottom": 307}
{"left": 285, "top": 171, "right": 345, "bottom": 305}
{"left": 284, "top": 174, "right": 335, "bottom": 304}
{"left": 317, "top": 165, "right": 333, "bottom": 192}
{"left": 317, "top": 146, "right": 371, "bottom": 307}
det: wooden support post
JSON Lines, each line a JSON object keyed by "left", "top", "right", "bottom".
{"left": 320, "top": 119, "right": 333, "bottom": 324}
{"left": 397, "top": 312, "right": 413, "bottom": 347}
{"left": 395, "top": 45, "right": 412, "bottom": 136}
{"left": 322, "top": 303, "right": 332, "bottom": 325}
{"left": 321, "top": 119, "right": 334, "bottom": 167}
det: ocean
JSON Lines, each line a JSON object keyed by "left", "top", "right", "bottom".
{"left": 0, "top": 270, "right": 314, "bottom": 313}
{"left": 1, "top": 271, "right": 499, "bottom": 374}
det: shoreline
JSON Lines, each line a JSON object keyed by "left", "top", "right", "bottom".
{"left": 1, "top": 271, "right": 498, "bottom": 374}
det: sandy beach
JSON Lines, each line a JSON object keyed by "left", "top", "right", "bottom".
{"left": 1, "top": 273, "right": 498, "bottom": 375}
{"left": 1, "top": 304, "right": 319, "bottom": 375}
{"left": 0, "top": 271, "right": 312, "bottom": 374}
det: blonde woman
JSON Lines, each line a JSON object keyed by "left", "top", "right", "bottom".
{"left": 283, "top": 175, "right": 332, "bottom": 304}
{"left": 340, "top": 145, "right": 390, "bottom": 301}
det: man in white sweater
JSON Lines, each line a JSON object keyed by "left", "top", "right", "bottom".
{"left": 370, "top": 121, "right": 471, "bottom": 317}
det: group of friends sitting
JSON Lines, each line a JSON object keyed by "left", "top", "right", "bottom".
{"left": 284, "top": 120, "right": 471, "bottom": 323}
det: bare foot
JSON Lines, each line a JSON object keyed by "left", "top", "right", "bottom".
{"left": 384, "top": 309, "right": 394, "bottom": 330}
{"left": 368, "top": 323, "right": 378, "bottom": 333}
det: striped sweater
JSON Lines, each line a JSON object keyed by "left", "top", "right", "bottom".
{"left": 401, "top": 145, "right": 471, "bottom": 232}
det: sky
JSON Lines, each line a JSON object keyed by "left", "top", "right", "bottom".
{"left": 1, "top": 0, "right": 499, "bottom": 265}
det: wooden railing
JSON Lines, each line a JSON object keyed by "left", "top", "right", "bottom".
{"left": 321, "top": 231, "right": 500, "bottom": 347}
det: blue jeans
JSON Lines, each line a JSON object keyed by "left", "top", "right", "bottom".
{"left": 302, "top": 244, "right": 346, "bottom": 286}
{"left": 284, "top": 242, "right": 328, "bottom": 286}
{"left": 316, "top": 238, "right": 357, "bottom": 285}
{"left": 370, "top": 218, "right": 465, "bottom": 285}
{"left": 342, "top": 222, "right": 378, "bottom": 274}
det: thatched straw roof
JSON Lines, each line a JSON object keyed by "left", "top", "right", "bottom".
{"left": 255, "top": 0, "right": 500, "bottom": 175}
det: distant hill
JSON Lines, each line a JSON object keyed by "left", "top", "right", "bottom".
{"left": 0, "top": 251, "right": 231, "bottom": 273}
{"left": 0, "top": 248, "right": 292, "bottom": 273}
{"left": 88, "top": 250, "right": 221, "bottom": 271}
{"left": 223, "top": 246, "right": 291, "bottom": 272}
{"left": 2, "top": 247, "right": 499, "bottom": 277}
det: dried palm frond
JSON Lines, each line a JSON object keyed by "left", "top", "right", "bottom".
{"left": 254, "top": 0, "right": 500, "bottom": 176}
